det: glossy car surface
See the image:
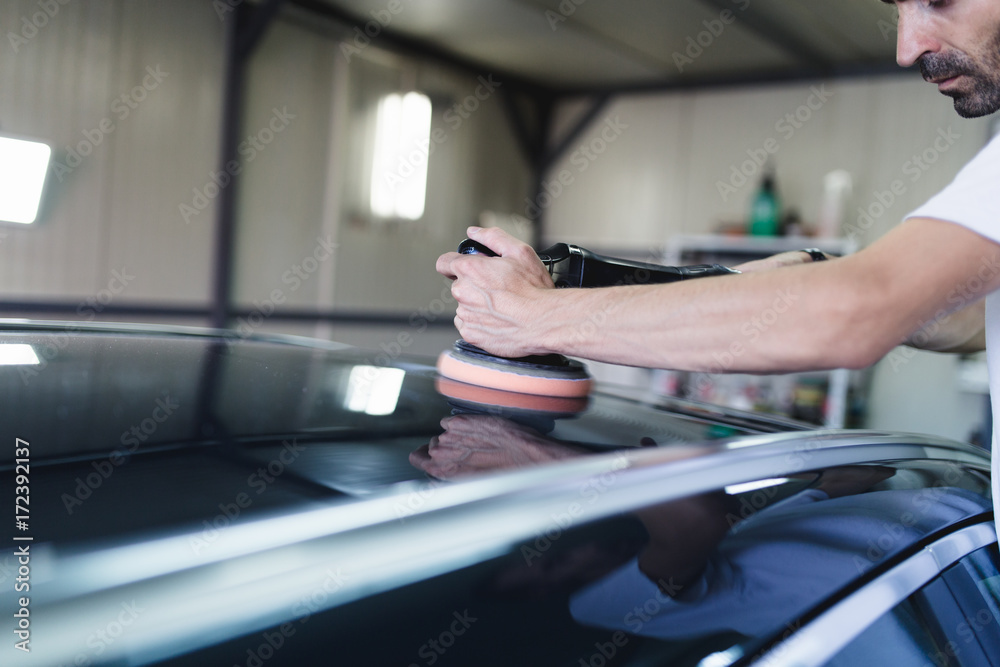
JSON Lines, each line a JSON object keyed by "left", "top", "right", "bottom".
{"left": 0, "top": 322, "right": 995, "bottom": 667}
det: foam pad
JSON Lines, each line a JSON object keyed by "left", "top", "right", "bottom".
{"left": 436, "top": 347, "right": 592, "bottom": 398}
{"left": 435, "top": 376, "right": 589, "bottom": 415}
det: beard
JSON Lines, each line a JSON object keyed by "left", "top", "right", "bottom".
{"left": 919, "top": 31, "right": 1000, "bottom": 118}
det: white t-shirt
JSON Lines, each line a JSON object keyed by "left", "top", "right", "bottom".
{"left": 905, "top": 131, "right": 1000, "bottom": 522}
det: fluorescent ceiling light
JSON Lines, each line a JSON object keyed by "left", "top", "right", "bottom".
{"left": 0, "top": 135, "right": 51, "bottom": 224}
{"left": 0, "top": 344, "right": 41, "bottom": 366}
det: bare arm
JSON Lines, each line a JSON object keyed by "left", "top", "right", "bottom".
{"left": 736, "top": 247, "right": 983, "bottom": 354}
{"left": 437, "top": 219, "right": 1000, "bottom": 373}
{"left": 903, "top": 298, "right": 985, "bottom": 353}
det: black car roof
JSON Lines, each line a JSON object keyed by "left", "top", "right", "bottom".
{"left": 1, "top": 322, "right": 993, "bottom": 667}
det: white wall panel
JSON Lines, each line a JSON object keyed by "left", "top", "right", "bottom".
{"left": 104, "top": 0, "right": 224, "bottom": 302}
{"left": 331, "top": 73, "right": 528, "bottom": 312}
{"left": 232, "top": 20, "right": 338, "bottom": 310}
{"left": 546, "top": 75, "right": 997, "bottom": 440}
{"left": 546, "top": 94, "right": 689, "bottom": 248}
{"left": 232, "top": 25, "right": 531, "bottom": 315}
{"left": 0, "top": 0, "right": 222, "bottom": 304}
{"left": 0, "top": 0, "right": 118, "bottom": 298}
{"left": 547, "top": 75, "right": 994, "bottom": 251}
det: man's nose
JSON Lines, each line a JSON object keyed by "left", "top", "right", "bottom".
{"left": 896, "top": 9, "right": 941, "bottom": 67}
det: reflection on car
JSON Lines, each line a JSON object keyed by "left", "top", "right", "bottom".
{"left": 0, "top": 321, "right": 996, "bottom": 667}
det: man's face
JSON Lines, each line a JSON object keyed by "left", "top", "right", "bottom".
{"left": 894, "top": 0, "right": 1000, "bottom": 118}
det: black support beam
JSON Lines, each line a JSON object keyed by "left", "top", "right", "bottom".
{"left": 211, "top": 0, "right": 286, "bottom": 330}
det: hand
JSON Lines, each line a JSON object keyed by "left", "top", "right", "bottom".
{"left": 436, "top": 226, "right": 556, "bottom": 357}
{"left": 409, "top": 414, "right": 586, "bottom": 479}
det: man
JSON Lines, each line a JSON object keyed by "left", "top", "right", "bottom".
{"left": 437, "top": 0, "right": 1000, "bottom": 472}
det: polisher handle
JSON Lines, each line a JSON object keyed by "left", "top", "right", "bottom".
{"left": 458, "top": 239, "right": 498, "bottom": 257}
{"left": 456, "top": 238, "right": 738, "bottom": 288}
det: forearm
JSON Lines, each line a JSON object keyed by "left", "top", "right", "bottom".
{"left": 531, "top": 257, "right": 893, "bottom": 373}
{"left": 903, "top": 299, "right": 985, "bottom": 353}
{"left": 441, "top": 220, "right": 1000, "bottom": 372}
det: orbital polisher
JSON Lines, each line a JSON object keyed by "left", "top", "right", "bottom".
{"left": 436, "top": 239, "right": 739, "bottom": 398}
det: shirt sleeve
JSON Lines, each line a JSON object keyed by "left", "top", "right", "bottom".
{"left": 906, "top": 132, "right": 1000, "bottom": 245}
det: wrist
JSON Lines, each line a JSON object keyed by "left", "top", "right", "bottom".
{"left": 530, "top": 286, "right": 584, "bottom": 356}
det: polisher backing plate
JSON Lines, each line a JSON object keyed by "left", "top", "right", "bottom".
{"left": 436, "top": 340, "right": 592, "bottom": 398}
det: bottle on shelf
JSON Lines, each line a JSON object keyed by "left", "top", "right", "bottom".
{"left": 748, "top": 168, "right": 780, "bottom": 236}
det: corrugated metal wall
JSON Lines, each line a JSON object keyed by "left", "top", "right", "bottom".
{"left": 0, "top": 0, "right": 531, "bottom": 331}
{"left": 0, "top": 0, "right": 223, "bottom": 303}
{"left": 545, "top": 77, "right": 994, "bottom": 247}
{"left": 544, "top": 80, "right": 995, "bottom": 442}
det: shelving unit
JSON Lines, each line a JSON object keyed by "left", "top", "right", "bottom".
{"left": 662, "top": 234, "right": 858, "bottom": 264}
{"left": 658, "top": 234, "right": 861, "bottom": 429}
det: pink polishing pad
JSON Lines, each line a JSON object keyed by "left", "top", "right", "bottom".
{"left": 437, "top": 349, "right": 593, "bottom": 398}
{"left": 435, "top": 376, "right": 589, "bottom": 414}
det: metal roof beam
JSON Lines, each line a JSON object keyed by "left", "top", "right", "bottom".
{"left": 696, "top": 0, "right": 834, "bottom": 73}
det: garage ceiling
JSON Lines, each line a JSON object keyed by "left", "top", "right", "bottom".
{"left": 301, "top": 0, "right": 902, "bottom": 93}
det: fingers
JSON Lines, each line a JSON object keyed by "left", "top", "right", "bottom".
{"left": 408, "top": 443, "right": 432, "bottom": 468}
{"left": 466, "top": 226, "right": 533, "bottom": 259}
{"left": 437, "top": 227, "right": 539, "bottom": 281}
{"left": 436, "top": 251, "right": 461, "bottom": 280}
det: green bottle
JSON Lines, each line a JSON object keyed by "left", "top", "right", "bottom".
{"left": 749, "top": 171, "right": 780, "bottom": 236}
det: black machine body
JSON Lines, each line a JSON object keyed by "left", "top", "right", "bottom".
{"left": 457, "top": 238, "right": 738, "bottom": 288}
